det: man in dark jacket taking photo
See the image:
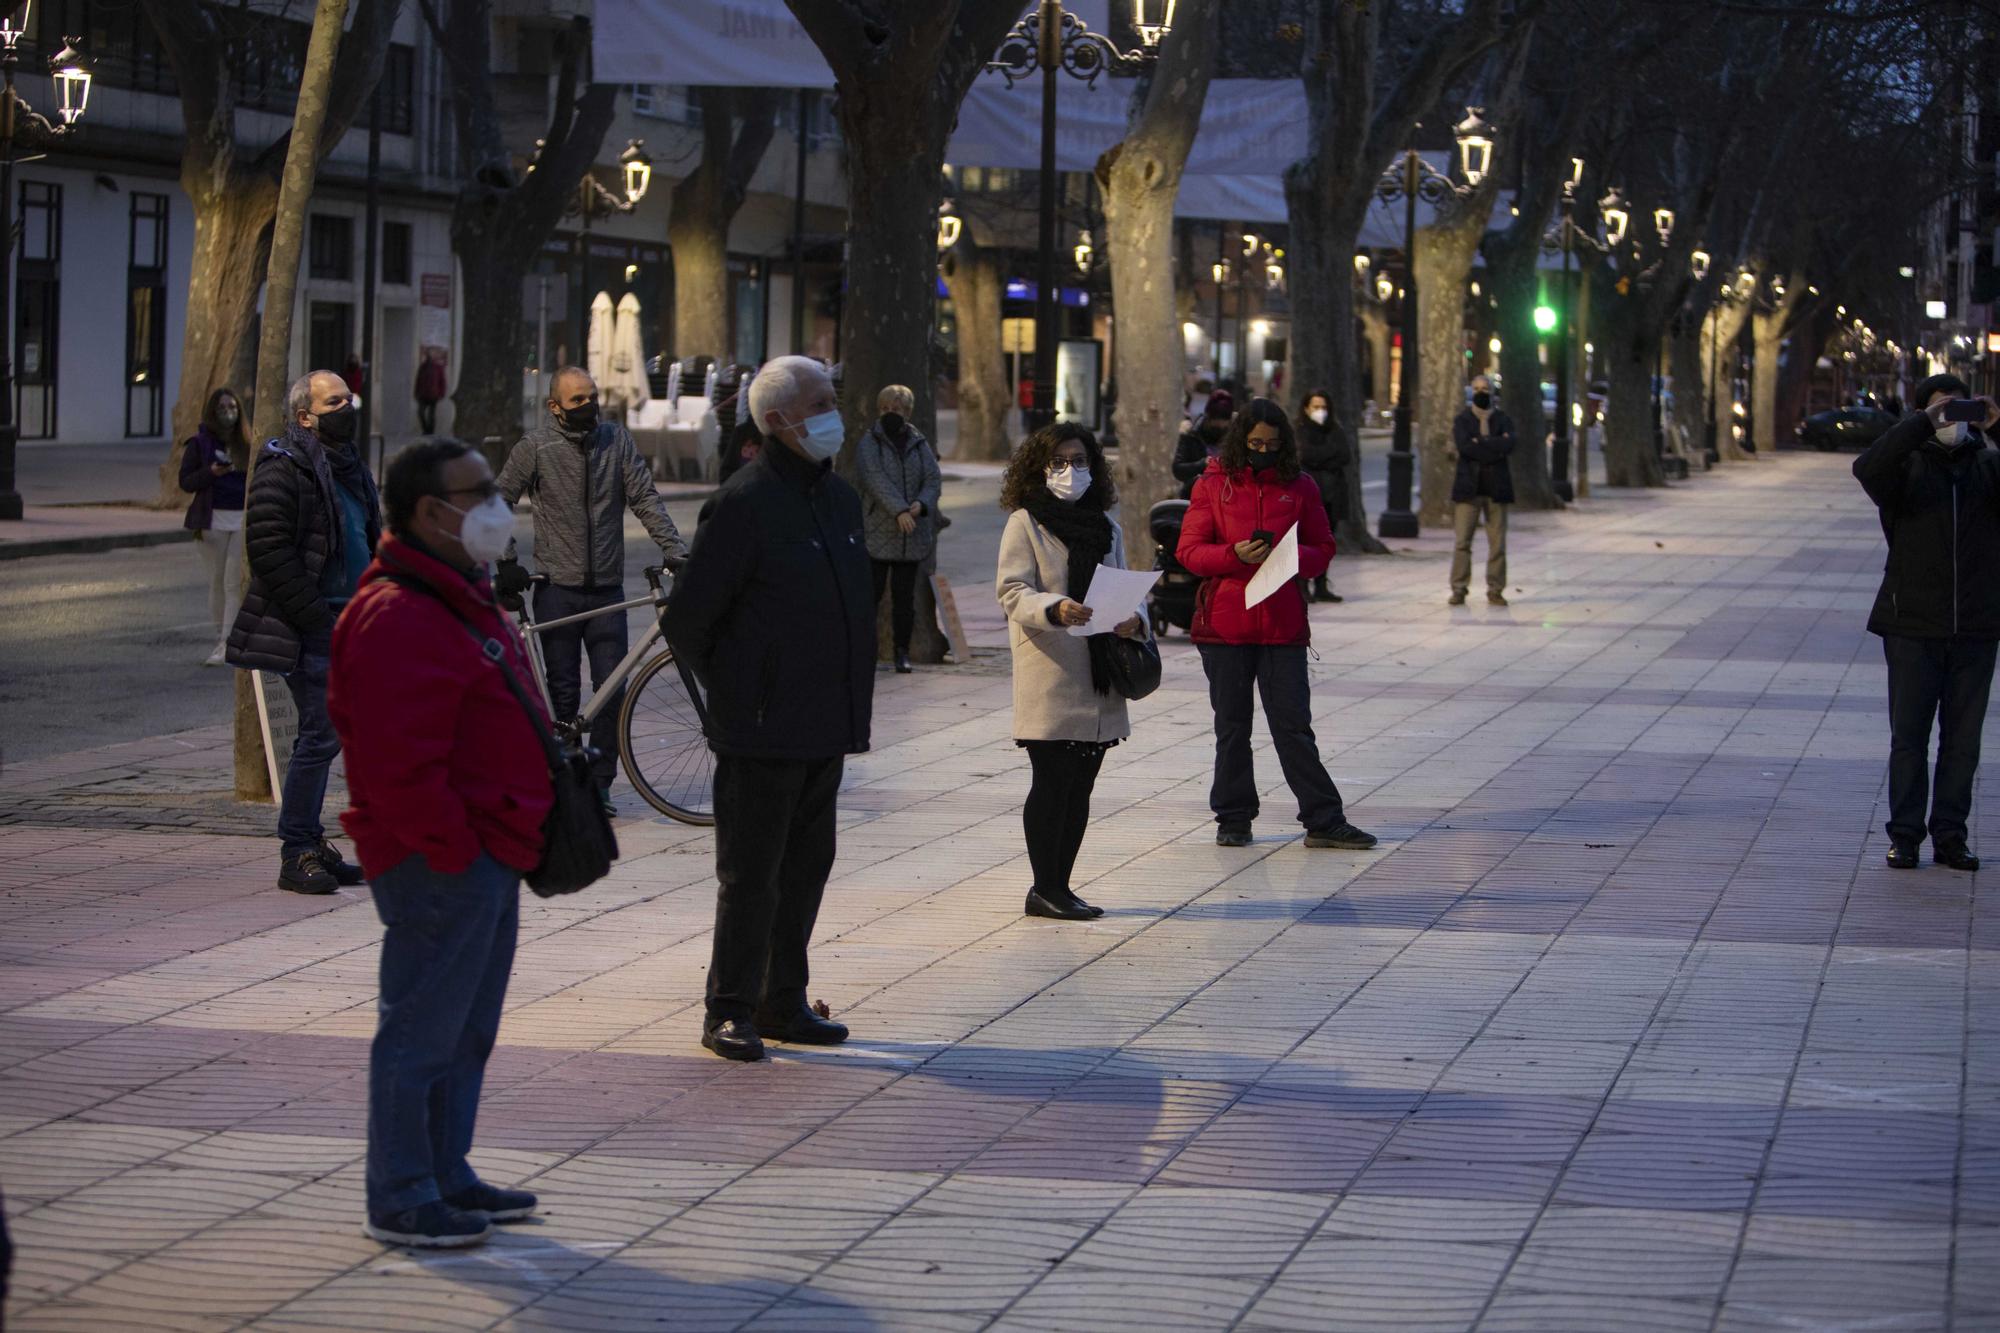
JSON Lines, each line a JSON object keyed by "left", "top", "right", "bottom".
{"left": 1854, "top": 372, "right": 2000, "bottom": 870}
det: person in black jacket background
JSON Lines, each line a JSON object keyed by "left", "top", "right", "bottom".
{"left": 1853, "top": 373, "right": 2000, "bottom": 870}
{"left": 1448, "top": 374, "right": 1516, "bottom": 607}
{"left": 1172, "top": 389, "right": 1233, "bottom": 499}
{"left": 1296, "top": 387, "right": 1348, "bottom": 603}
{"left": 664, "top": 355, "right": 874, "bottom": 1062}
{"left": 227, "top": 369, "right": 380, "bottom": 896}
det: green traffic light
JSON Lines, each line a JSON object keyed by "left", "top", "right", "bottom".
{"left": 1533, "top": 305, "right": 1559, "bottom": 333}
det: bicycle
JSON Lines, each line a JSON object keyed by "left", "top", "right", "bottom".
{"left": 514, "top": 563, "right": 716, "bottom": 825}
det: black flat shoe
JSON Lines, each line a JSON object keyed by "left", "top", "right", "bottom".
{"left": 701, "top": 1018, "right": 766, "bottom": 1062}
{"left": 752, "top": 1007, "right": 850, "bottom": 1045}
{"left": 1066, "top": 893, "right": 1106, "bottom": 918}
{"left": 1935, "top": 843, "right": 1980, "bottom": 871}
{"left": 1025, "top": 889, "right": 1096, "bottom": 921}
{"left": 894, "top": 653, "right": 913, "bottom": 674}
{"left": 1886, "top": 841, "right": 1919, "bottom": 869}
{"left": 1216, "top": 825, "right": 1252, "bottom": 848}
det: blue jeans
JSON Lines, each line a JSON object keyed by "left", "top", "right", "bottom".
{"left": 539, "top": 583, "right": 627, "bottom": 788}
{"left": 365, "top": 851, "right": 520, "bottom": 1215}
{"left": 278, "top": 627, "right": 340, "bottom": 858}
{"left": 1198, "top": 643, "right": 1345, "bottom": 831}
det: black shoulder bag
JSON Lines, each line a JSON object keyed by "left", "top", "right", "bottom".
{"left": 385, "top": 575, "right": 618, "bottom": 897}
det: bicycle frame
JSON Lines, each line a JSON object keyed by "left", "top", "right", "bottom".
{"left": 513, "top": 566, "right": 710, "bottom": 737}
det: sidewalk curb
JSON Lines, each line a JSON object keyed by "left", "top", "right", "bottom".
{"left": 0, "top": 527, "right": 193, "bottom": 562}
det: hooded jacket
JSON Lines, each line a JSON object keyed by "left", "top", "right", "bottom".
{"left": 1854, "top": 409, "right": 2000, "bottom": 640}
{"left": 1177, "top": 458, "right": 1335, "bottom": 646}
{"left": 226, "top": 423, "right": 381, "bottom": 672}
{"left": 497, "top": 417, "right": 688, "bottom": 589}
{"left": 330, "top": 536, "right": 553, "bottom": 877}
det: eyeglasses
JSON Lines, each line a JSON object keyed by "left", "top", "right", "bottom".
{"left": 1046, "top": 458, "right": 1088, "bottom": 472}
{"left": 441, "top": 482, "right": 500, "bottom": 502}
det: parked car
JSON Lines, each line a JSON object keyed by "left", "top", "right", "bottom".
{"left": 1796, "top": 405, "right": 1897, "bottom": 452}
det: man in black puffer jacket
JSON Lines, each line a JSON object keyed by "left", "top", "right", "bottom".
{"left": 227, "top": 369, "right": 381, "bottom": 896}
{"left": 1855, "top": 373, "right": 2000, "bottom": 871}
{"left": 665, "top": 355, "right": 874, "bottom": 1064}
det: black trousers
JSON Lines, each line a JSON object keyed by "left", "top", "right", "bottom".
{"left": 707, "top": 753, "right": 843, "bottom": 1025}
{"left": 872, "top": 559, "right": 919, "bottom": 654}
{"left": 1022, "top": 741, "right": 1108, "bottom": 897}
{"left": 1198, "top": 643, "right": 1345, "bottom": 831}
{"left": 1883, "top": 633, "right": 1998, "bottom": 846}
{"left": 539, "top": 583, "right": 627, "bottom": 788}
{"left": 417, "top": 399, "right": 438, "bottom": 434}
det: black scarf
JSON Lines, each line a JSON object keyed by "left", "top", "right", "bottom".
{"left": 1024, "top": 491, "right": 1117, "bottom": 695}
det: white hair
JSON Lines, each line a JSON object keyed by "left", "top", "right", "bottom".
{"left": 746, "top": 355, "right": 828, "bottom": 431}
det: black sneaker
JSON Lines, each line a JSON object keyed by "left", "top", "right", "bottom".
{"left": 443, "top": 1182, "right": 538, "bottom": 1222}
{"left": 1305, "top": 822, "right": 1379, "bottom": 850}
{"left": 314, "top": 841, "right": 365, "bottom": 886}
{"left": 1216, "top": 825, "right": 1252, "bottom": 848}
{"left": 364, "top": 1199, "right": 493, "bottom": 1248}
{"left": 278, "top": 852, "right": 338, "bottom": 896}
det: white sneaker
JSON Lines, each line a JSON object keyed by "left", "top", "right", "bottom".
{"left": 204, "top": 646, "right": 226, "bottom": 668}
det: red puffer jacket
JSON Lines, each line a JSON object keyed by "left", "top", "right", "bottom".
{"left": 329, "top": 536, "right": 553, "bottom": 878}
{"left": 1178, "top": 459, "right": 1335, "bottom": 646}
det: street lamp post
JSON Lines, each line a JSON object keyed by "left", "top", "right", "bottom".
{"left": 0, "top": 6, "right": 89, "bottom": 523}
{"left": 989, "top": 0, "right": 1171, "bottom": 431}
{"left": 1545, "top": 157, "right": 1585, "bottom": 504}
{"left": 1373, "top": 107, "right": 1493, "bottom": 539}
{"left": 562, "top": 138, "right": 652, "bottom": 368}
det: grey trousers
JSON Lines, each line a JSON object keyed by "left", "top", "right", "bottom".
{"left": 1451, "top": 499, "right": 1508, "bottom": 596}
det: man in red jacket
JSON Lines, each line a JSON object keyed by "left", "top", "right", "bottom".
{"left": 329, "top": 440, "right": 552, "bottom": 1250}
{"left": 1177, "top": 398, "right": 1377, "bottom": 852}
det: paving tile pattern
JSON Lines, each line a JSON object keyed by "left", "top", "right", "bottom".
{"left": 2, "top": 454, "right": 1996, "bottom": 1331}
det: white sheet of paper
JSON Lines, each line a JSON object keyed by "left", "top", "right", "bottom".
{"left": 1066, "top": 564, "right": 1163, "bottom": 636}
{"left": 1243, "top": 524, "right": 1301, "bottom": 609}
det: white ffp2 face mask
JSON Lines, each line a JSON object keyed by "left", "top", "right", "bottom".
{"left": 1307, "top": 407, "right": 1329, "bottom": 425}
{"left": 444, "top": 495, "right": 516, "bottom": 564}
{"left": 1046, "top": 464, "right": 1090, "bottom": 502}
{"left": 789, "top": 410, "right": 845, "bottom": 461}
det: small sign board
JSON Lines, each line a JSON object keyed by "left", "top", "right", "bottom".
{"left": 931, "top": 573, "right": 972, "bottom": 666}
{"left": 420, "top": 273, "right": 452, "bottom": 308}
{"left": 252, "top": 671, "right": 299, "bottom": 803}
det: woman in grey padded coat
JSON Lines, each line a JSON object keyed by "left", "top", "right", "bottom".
{"left": 855, "top": 383, "right": 943, "bottom": 673}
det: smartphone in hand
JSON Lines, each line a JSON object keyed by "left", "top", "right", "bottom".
{"left": 1944, "top": 398, "right": 1987, "bottom": 423}
{"left": 1250, "top": 529, "right": 1275, "bottom": 545}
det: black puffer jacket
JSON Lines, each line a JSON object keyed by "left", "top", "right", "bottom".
{"left": 664, "top": 439, "right": 875, "bottom": 760}
{"left": 1450, "top": 408, "right": 1517, "bottom": 504}
{"left": 226, "top": 425, "right": 380, "bottom": 672}
{"left": 1297, "top": 415, "right": 1350, "bottom": 514}
{"left": 1172, "top": 427, "right": 1219, "bottom": 500}
{"left": 1855, "top": 411, "right": 2000, "bottom": 640}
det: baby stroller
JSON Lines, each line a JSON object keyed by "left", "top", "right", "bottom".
{"left": 1148, "top": 499, "right": 1198, "bottom": 637}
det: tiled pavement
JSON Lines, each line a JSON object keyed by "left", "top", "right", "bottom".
{"left": 2, "top": 451, "right": 1996, "bottom": 1331}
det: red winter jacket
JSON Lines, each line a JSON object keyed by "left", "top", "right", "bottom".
{"left": 329, "top": 536, "right": 552, "bottom": 878}
{"left": 1178, "top": 459, "right": 1335, "bottom": 646}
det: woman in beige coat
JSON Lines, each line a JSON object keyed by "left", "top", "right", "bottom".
{"left": 996, "top": 424, "right": 1147, "bottom": 921}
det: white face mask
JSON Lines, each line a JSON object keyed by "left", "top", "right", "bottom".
{"left": 1046, "top": 464, "right": 1090, "bottom": 502}
{"left": 786, "top": 410, "right": 846, "bottom": 461}
{"left": 1938, "top": 422, "right": 1971, "bottom": 448}
{"left": 442, "top": 494, "right": 516, "bottom": 564}
{"left": 1307, "top": 407, "right": 1328, "bottom": 425}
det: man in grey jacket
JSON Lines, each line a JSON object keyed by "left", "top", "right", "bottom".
{"left": 496, "top": 366, "right": 689, "bottom": 810}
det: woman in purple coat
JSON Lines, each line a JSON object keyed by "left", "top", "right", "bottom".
{"left": 179, "top": 387, "right": 252, "bottom": 666}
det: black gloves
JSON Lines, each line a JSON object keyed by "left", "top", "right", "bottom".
{"left": 494, "top": 557, "right": 530, "bottom": 612}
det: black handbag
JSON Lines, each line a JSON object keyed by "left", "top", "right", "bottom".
{"left": 1104, "top": 633, "right": 1162, "bottom": 701}
{"left": 386, "top": 575, "right": 618, "bottom": 897}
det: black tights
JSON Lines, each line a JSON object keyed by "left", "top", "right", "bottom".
{"left": 1022, "top": 741, "right": 1107, "bottom": 898}
{"left": 871, "top": 560, "right": 919, "bottom": 654}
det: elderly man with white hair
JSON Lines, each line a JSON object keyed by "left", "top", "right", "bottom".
{"left": 664, "top": 355, "right": 875, "bottom": 1062}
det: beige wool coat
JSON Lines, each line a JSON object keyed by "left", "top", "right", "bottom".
{"left": 996, "top": 507, "right": 1139, "bottom": 744}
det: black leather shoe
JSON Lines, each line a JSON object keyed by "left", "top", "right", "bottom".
{"left": 753, "top": 1007, "right": 849, "bottom": 1045}
{"left": 313, "top": 842, "right": 365, "bottom": 887}
{"left": 1064, "top": 892, "right": 1106, "bottom": 919}
{"left": 1216, "top": 825, "right": 1252, "bottom": 848}
{"left": 1935, "top": 843, "right": 1980, "bottom": 871}
{"left": 1025, "top": 889, "right": 1096, "bottom": 920}
{"left": 701, "top": 1018, "right": 766, "bottom": 1062}
{"left": 1886, "top": 840, "right": 1919, "bottom": 869}
{"left": 894, "top": 653, "right": 913, "bottom": 674}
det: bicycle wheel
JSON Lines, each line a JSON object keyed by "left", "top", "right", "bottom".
{"left": 618, "top": 649, "right": 716, "bottom": 825}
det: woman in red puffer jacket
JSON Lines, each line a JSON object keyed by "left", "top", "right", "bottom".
{"left": 1177, "top": 397, "right": 1378, "bottom": 853}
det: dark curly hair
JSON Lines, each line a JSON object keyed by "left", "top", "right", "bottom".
{"left": 1216, "top": 396, "right": 1301, "bottom": 483}
{"left": 999, "top": 422, "right": 1116, "bottom": 512}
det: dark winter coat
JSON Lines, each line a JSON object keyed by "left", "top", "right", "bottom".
{"left": 225, "top": 424, "right": 381, "bottom": 673}
{"left": 1296, "top": 415, "right": 1350, "bottom": 515}
{"left": 178, "top": 425, "right": 246, "bottom": 531}
{"left": 1854, "top": 411, "right": 2000, "bottom": 640}
{"left": 855, "top": 421, "right": 942, "bottom": 563}
{"left": 1450, "top": 407, "right": 1517, "bottom": 505}
{"left": 663, "top": 439, "right": 876, "bottom": 760}
{"left": 1172, "top": 428, "right": 1220, "bottom": 500}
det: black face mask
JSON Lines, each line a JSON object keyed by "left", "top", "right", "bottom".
{"left": 1246, "top": 450, "right": 1280, "bottom": 470}
{"left": 559, "top": 401, "right": 600, "bottom": 434}
{"left": 880, "top": 412, "right": 906, "bottom": 436}
{"left": 1472, "top": 392, "right": 1492, "bottom": 410}
{"left": 315, "top": 404, "right": 359, "bottom": 445}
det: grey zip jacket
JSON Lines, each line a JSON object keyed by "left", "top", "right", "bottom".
{"left": 498, "top": 418, "right": 688, "bottom": 588}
